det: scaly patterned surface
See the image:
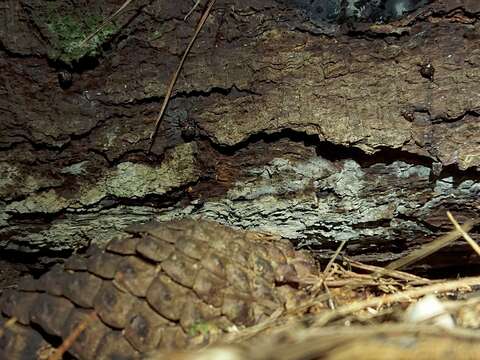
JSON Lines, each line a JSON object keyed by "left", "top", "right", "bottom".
{"left": 0, "top": 219, "right": 317, "bottom": 359}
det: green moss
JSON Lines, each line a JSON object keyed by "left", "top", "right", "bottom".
{"left": 187, "top": 321, "right": 218, "bottom": 337}
{"left": 150, "top": 30, "right": 162, "bottom": 41}
{"left": 44, "top": 5, "right": 117, "bottom": 63}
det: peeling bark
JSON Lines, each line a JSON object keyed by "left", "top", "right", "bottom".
{"left": 0, "top": 0, "right": 479, "bottom": 272}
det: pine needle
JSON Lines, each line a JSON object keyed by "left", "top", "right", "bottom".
{"left": 447, "top": 211, "right": 480, "bottom": 257}
{"left": 148, "top": 0, "right": 216, "bottom": 152}
{"left": 48, "top": 312, "right": 98, "bottom": 360}
{"left": 314, "top": 275, "right": 480, "bottom": 326}
{"left": 184, "top": 0, "right": 203, "bottom": 21}
{"left": 385, "top": 218, "right": 479, "bottom": 271}
{"left": 79, "top": 0, "right": 134, "bottom": 47}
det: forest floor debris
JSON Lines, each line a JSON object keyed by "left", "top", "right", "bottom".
{"left": 149, "top": 213, "right": 480, "bottom": 360}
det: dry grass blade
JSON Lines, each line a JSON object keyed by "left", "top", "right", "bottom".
{"left": 314, "top": 275, "right": 480, "bottom": 326}
{"left": 447, "top": 211, "right": 480, "bottom": 256}
{"left": 323, "top": 240, "right": 347, "bottom": 277}
{"left": 222, "top": 293, "right": 332, "bottom": 344}
{"left": 148, "top": 0, "right": 216, "bottom": 152}
{"left": 319, "top": 240, "right": 347, "bottom": 309}
{"left": 48, "top": 312, "right": 98, "bottom": 360}
{"left": 385, "top": 218, "right": 479, "bottom": 271}
{"left": 80, "top": 0, "right": 134, "bottom": 47}
{"left": 345, "top": 257, "right": 430, "bottom": 283}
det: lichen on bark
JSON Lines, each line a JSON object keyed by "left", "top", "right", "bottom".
{"left": 0, "top": 0, "right": 478, "bottom": 267}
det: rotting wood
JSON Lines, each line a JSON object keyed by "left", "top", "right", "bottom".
{"left": 0, "top": 0, "right": 478, "bottom": 272}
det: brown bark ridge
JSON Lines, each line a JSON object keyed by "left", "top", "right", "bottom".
{"left": 0, "top": 0, "right": 478, "bottom": 268}
{"left": 0, "top": 219, "right": 316, "bottom": 359}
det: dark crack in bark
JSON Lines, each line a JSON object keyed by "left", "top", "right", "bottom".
{"left": 0, "top": 0, "right": 478, "bottom": 273}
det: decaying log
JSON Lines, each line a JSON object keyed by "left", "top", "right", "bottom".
{"left": 0, "top": 0, "right": 478, "bottom": 269}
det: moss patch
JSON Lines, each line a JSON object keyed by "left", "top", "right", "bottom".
{"left": 44, "top": 3, "right": 117, "bottom": 63}
{"left": 187, "top": 321, "right": 219, "bottom": 337}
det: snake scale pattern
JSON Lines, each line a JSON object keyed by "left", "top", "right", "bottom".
{"left": 0, "top": 219, "right": 317, "bottom": 359}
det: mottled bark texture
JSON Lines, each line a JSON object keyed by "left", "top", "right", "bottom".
{"left": 0, "top": 0, "right": 478, "bottom": 268}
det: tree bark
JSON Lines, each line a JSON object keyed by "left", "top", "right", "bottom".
{"left": 0, "top": 0, "right": 479, "bottom": 271}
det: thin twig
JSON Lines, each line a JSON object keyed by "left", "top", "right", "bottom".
{"left": 323, "top": 282, "right": 336, "bottom": 309}
{"left": 345, "top": 257, "right": 430, "bottom": 283}
{"left": 80, "top": 0, "right": 134, "bottom": 47}
{"left": 314, "top": 275, "right": 480, "bottom": 326}
{"left": 148, "top": 0, "right": 216, "bottom": 152}
{"left": 324, "top": 278, "right": 396, "bottom": 287}
{"left": 319, "top": 240, "right": 347, "bottom": 309}
{"left": 447, "top": 211, "right": 480, "bottom": 257}
{"left": 185, "top": 0, "right": 203, "bottom": 20}
{"left": 323, "top": 240, "right": 347, "bottom": 277}
{"left": 385, "top": 219, "right": 479, "bottom": 271}
{"left": 48, "top": 312, "right": 98, "bottom": 360}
